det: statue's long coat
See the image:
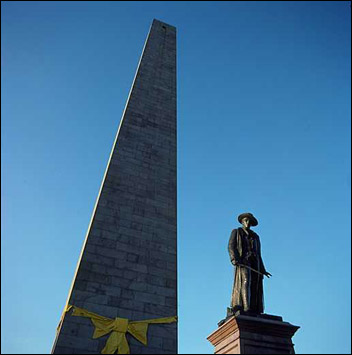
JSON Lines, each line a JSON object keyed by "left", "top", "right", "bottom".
{"left": 228, "top": 228, "right": 267, "bottom": 313}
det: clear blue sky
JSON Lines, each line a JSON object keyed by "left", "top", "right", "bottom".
{"left": 2, "top": 2, "right": 351, "bottom": 354}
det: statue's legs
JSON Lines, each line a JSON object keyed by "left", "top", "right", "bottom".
{"left": 240, "top": 267, "right": 251, "bottom": 312}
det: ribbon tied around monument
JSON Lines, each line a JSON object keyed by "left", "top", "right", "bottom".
{"left": 64, "top": 305, "right": 177, "bottom": 354}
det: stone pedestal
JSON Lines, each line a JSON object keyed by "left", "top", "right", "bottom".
{"left": 207, "top": 313, "right": 299, "bottom": 354}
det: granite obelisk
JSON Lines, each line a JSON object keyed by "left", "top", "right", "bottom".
{"left": 52, "top": 19, "right": 177, "bottom": 354}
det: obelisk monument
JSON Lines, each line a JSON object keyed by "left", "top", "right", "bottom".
{"left": 52, "top": 19, "right": 177, "bottom": 354}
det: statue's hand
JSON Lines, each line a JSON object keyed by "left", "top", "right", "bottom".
{"left": 264, "top": 271, "right": 272, "bottom": 278}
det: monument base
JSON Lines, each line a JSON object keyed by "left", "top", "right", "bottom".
{"left": 207, "top": 313, "right": 299, "bottom": 354}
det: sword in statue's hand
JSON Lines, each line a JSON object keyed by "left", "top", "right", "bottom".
{"left": 236, "top": 263, "right": 272, "bottom": 278}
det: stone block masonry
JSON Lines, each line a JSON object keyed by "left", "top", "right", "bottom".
{"left": 207, "top": 314, "right": 299, "bottom": 354}
{"left": 52, "top": 19, "right": 177, "bottom": 354}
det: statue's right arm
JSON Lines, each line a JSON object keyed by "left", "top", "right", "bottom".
{"left": 228, "top": 229, "right": 240, "bottom": 265}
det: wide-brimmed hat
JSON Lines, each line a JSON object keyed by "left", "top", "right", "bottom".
{"left": 237, "top": 212, "right": 258, "bottom": 226}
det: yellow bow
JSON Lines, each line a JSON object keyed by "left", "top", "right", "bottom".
{"left": 64, "top": 305, "right": 177, "bottom": 354}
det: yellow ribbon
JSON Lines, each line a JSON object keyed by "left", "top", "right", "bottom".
{"left": 64, "top": 305, "right": 177, "bottom": 354}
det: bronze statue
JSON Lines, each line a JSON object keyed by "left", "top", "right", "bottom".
{"left": 228, "top": 213, "right": 271, "bottom": 314}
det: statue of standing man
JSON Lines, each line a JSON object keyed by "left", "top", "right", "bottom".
{"left": 228, "top": 213, "right": 272, "bottom": 315}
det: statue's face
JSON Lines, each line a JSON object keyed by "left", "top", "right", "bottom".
{"left": 241, "top": 217, "right": 251, "bottom": 229}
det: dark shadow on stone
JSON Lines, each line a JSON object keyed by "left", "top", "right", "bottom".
{"left": 218, "top": 307, "right": 283, "bottom": 327}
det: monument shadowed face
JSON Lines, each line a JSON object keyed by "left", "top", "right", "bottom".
{"left": 241, "top": 217, "right": 251, "bottom": 230}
